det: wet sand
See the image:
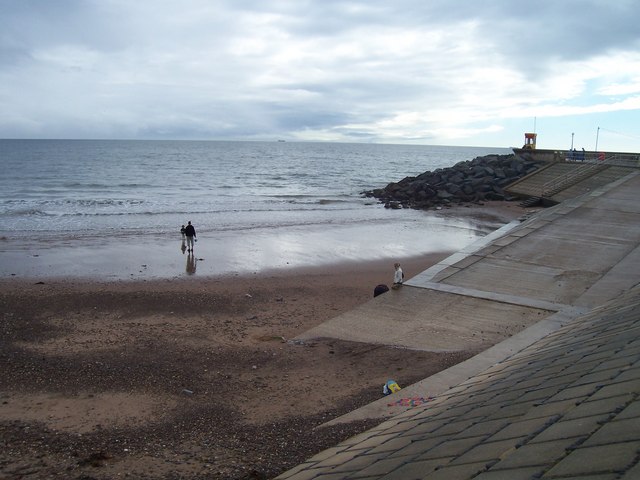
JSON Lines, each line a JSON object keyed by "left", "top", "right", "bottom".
{"left": 0, "top": 201, "right": 527, "bottom": 281}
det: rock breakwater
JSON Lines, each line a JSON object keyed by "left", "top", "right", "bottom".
{"left": 363, "top": 153, "right": 542, "bottom": 210}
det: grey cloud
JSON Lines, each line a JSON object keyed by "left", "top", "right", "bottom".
{"left": 1, "top": 0, "right": 125, "bottom": 52}
{"left": 1, "top": 0, "right": 639, "bottom": 144}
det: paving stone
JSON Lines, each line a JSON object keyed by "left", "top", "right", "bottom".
{"left": 463, "top": 402, "right": 504, "bottom": 419}
{"left": 560, "top": 360, "right": 606, "bottom": 377}
{"left": 391, "top": 408, "right": 428, "bottom": 422}
{"left": 511, "top": 376, "right": 549, "bottom": 391}
{"left": 473, "top": 467, "right": 544, "bottom": 480}
{"left": 480, "top": 380, "right": 521, "bottom": 396}
{"left": 518, "top": 382, "right": 563, "bottom": 402}
{"left": 613, "top": 399, "right": 640, "bottom": 420}
{"left": 382, "top": 419, "right": 430, "bottom": 435}
{"left": 310, "top": 449, "right": 371, "bottom": 470}
{"left": 571, "top": 367, "right": 626, "bottom": 386}
{"left": 432, "top": 403, "right": 478, "bottom": 421}
{"left": 404, "top": 418, "right": 451, "bottom": 436}
{"left": 582, "top": 417, "right": 640, "bottom": 446}
{"left": 613, "top": 365, "right": 640, "bottom": 383}
{"left": 547, "top": 354, "right": 582, "bottom": 367}
{"left": 543, "top": 442, "right": 639, "bottom": 477}
{"left": 520, "top": 399, "right": 582, "bottom": 421}
{"left": 344, "top": 433, "right": 399, "bottom": 452}
{"left": 411, "top": 402, "right": 455, "bottom": 418}
{"left": 391, "top": 435, "right": 446, "bottom": 458}
{"left": 421, "top": 461, "right": 489, "bottom": 479}
{"left": 587, "top": 378, "right": 640, "bottom": 401}
{"left": 329, "top": 452, "right": 390, "bottom": 474}
{"left": 613, "top": 349, "right": 640, "bottom": 367}
{"left": 456, "top": 390, "right": 500, "bottom": 407}
{"left": 593, "top": 357, "right": 633, "bottom": 372}
{"left": 542, "top": 475, "right": 618, "bottom": 480}
{"left": 487, "top": 400, "right": 541, "bottom": 420}
{"left": 416, "top": 435, "right": 488, "bottom": 461}
{"left": 449, "top": 437, "right": 525, "bottom": 465}
{"left": 489, "top": 388, "right": 533, "bottom": 404}
{"left": 490, "top": 438, "right": 576, "bottom": 469}
{"left": 540, "top": 364, "right": 576, "bottom": 377}
{"left": 366, "top": 434, "right": 423, "bottom": 455}
{"left": 489, "top": 416, "right": 556, "bottom": 442}
{"left": 503, "top": 369, "right": 541, "bottom": 383}
{"left": 306, "top": 446, "right": 351, "bottom": 463}
{"left": 373, "top": 418, "right": 406, "bottom": 431}
{"left": 377, "top": 458, "right": 450, "bottom": 479}
{"left": 339, "top": 429, "right": 389, "bottom": 448}
{"left": 431, "top": 418, "right": 478, "bottom": 436}
{"left": 453, "top": 419, "right": 510, "bottom": 438}
{"left": 619, "top": 458, "right": 640, "bottom": 479}
{"left": 348, "top": 455, "right": 411, "bottom": 478}
{"left": 529, "top": 414, "right": 609, "bottom": 443}
{"left": 541, "top": 372, "right": 585, "bottom": 390}
{"left": 307, "top": 472, "right": 348, "bottom": 480}
{"left": 561, "top": 394, "right": 634, "bottom": 420}
{"left": 514, "top": 385, "right": 565, "bottom": 403}
{"left": 580, "top": 350, "right": 623, "bottom": 364}
{"left": 545, "top": 383, "right": 601, "bottom": 402}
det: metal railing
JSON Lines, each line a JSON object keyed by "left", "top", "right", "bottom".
{"left": 541, "top": 162, "right": 606, "bottom": 197}
{"left": 565, "top": 152, "right": 640, "bottom": 167}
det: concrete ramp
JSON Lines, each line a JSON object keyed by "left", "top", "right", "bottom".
{"left": 296, "top": 285, "right": 553, "bottom": 352}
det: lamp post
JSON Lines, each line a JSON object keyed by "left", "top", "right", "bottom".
{"left": 571, "top": 132, "right": 574, "bottom": 150}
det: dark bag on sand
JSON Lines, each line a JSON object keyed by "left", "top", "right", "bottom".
{"left": 374, "top": 284, "right": 389, "bottom": 297}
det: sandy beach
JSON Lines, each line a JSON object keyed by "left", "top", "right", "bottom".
{"left": 0, "top": 202, "right": 530, "bottom": 479}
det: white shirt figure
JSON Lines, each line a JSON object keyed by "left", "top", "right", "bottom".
{"left": 393, "top": 263, "right": 404, "bottom": 287}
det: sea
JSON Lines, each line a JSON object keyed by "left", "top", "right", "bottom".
{"left": 0, "top": 140, "right": 512, "bottom": 279}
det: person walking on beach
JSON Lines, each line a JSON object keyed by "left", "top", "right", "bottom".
{"left": 180, "top": 225, "right": 187, "bottom": 253}
{"left": 392, "top": 263, "right": 404, "bottom": 289}
{"left": 184, "top": 221, "right": 196, "bottom": 252}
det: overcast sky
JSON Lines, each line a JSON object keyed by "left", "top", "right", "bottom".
{"left": 1, "top": 0, "right": 639, "bottom": 150}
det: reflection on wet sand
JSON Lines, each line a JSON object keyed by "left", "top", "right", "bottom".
{"left": 186, "top": 252, "right": 196, "bottom": 275}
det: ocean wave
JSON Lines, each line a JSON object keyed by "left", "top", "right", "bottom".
{"left": 62, "top": 182, "right": 151, "bottom": 189}
{"left": 2, "top": 208, "right": 55, "bottom": 217}
{"left": 316, "top": 199, "right": 349, "bottom": 205}
{"left": 49, "top": 202, "right": 357, "bottom": 217}
{"left": 62, "top": 199, "right": 146, "bottom": 207}
{"left": 265, "top": 195, "right": 354, "bottom": 205}
{"left": 1, "top": 213, "right": 394, "bottom": 241}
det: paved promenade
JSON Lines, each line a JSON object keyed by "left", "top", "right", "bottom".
{"left": 278, "top": 171, "right": 640, "bottom": 479}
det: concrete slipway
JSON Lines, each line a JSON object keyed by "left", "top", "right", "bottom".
{"left": 278, "top": 170, "right": 640, "bottom": 479}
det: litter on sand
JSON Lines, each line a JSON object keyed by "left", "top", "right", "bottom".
{"left": 387, "top": 396, "right": 435, "bottom": 407}
{"left": 382, "top": 379, "right": 401, "bottom": 396}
